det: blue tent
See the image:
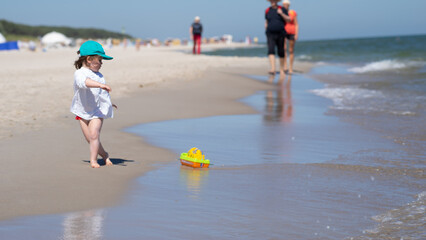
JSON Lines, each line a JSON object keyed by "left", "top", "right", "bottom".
{"left": 0, "top": 41, "right": 19, "bottom": 51}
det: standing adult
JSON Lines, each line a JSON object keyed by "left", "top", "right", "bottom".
{"left": 282, "top": 0, "right": 299, "bottom": 74}
{"left": 190, "top": 16, "right": 203, "bottom": 55}
{"left": 265, "top": 0, "right": 291, "bottom": 79}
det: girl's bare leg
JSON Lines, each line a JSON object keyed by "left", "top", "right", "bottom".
{"left": 87, "top": 119, "right": 102, "bottom": 168}
{"left": 79, "top": 119, "right": 113, "bottom": 168}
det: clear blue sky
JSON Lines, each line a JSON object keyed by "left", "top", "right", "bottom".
{"left": 1, "top": 0, "right": 425, "bottom": 41}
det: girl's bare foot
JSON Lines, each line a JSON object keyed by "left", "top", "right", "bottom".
{"left": 105, "top": 158, "right": 113, "bottom": 166}
{"left": 104, "top": 152, "right": 113, "bottom": 166}
{"left": 90, "top": 160, "right": 100, "bottom": 168}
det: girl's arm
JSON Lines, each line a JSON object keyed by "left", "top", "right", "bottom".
{"left": 265, "top": 20, "right": 268, "bottom": 29}
{"left": 85, "top": 78, "right": 112, "bottom": 92}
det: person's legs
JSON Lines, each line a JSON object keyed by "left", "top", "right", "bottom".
{"left": 193, "top": 35, "right": 201, "bottom": 54}
{"left": 79, "top": 119, "right": 108, "bottom": 159}
{"left": 88, "top": 119, "right": 103, "bottom": 168}
{"left": 267, "top": 33, "right": 276, "bottom": 74}
{"left": 277, "top": 33, "right": 286, "bottom": 80}
{"left": 196, "top": 35, "right": 201, "bottom": 54}
{"left": 288, "top": 39, "right": 295, "bottom": 74}
{"left": 79, "top": 118, "right": 112, "bottom": 168}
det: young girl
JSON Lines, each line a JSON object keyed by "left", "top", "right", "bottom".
{"left": 70, "top": 40, "right": 117, "bottom": 168}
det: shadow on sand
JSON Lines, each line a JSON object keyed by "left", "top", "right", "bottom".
{"left": 82, "top": 158, "right": 135, "bottom": 166}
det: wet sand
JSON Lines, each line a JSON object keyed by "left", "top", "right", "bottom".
{"left": 0, "top": 46, "right": 313, "bottom": 221}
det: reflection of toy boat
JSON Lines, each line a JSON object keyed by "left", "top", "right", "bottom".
{"left": 180, "top": 147, "right": 210, "bottom": 168}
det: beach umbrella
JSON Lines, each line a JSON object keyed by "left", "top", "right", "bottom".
{"left": 0, "top": 32, "right": 6, "bottom": 43}
{"left": 41, "top": 31, "right": 71, "bottom": 47}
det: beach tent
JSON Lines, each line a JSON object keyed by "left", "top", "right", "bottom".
{"left": 0, "top": 41, "right": 19, "bottom": 51}
{"left": 0, "top": 32, "right": 20, "bottom": 51}
{"left": 0, "top": 32, "right": 6, "bottom": 43}
{"left": 41, "top": 31, "right": 71, "bottom": 47}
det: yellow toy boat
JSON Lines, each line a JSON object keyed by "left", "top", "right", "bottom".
{"left": 180, "top": 147, "right": 210, "bottom": 168}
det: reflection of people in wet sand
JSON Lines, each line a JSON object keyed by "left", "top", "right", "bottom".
{"left": 265, "top": 75, "right": 293, "bottom": 122}
{"left": 265, "top": 0, "right": 291, "bottom": 79}
{"left": 62, "top": 210, "right": 105, "bottom": 240}
{"left": 282, "top": 0, "right": 299, "bottom": 74}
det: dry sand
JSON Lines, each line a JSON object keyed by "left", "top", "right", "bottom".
{"left": 0, "top": 44, "right": 312, "bottom": 221}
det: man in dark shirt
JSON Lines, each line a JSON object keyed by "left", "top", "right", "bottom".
{"left": 190, "top": 16, "right": 203, "bottom": 54}
{"left": 265, "top": 0, "right": 290, "bottom": 80}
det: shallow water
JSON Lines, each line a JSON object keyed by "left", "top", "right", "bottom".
{"left": 1, "top": 71, "right": 423, "bottom": 240}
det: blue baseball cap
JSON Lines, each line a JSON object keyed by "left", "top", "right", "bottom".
{"left": 79, "top": 40, "right": 113, "bottom": 60}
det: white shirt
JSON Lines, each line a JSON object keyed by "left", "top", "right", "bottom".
{"left": 70, "top": 67, "right": 113, "bottom": 120}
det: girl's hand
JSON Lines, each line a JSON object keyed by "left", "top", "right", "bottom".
{"left": 112, "top": 103, "right": 118, "bottom": 109}
{"left": 100, "top": 83, "right": 112, "bottom": 92}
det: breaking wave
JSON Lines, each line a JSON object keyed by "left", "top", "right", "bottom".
{"left": 348, "top": 59, "right": 424, "bottom": 73}
{"left": 354, "top": 191, "right": 426, "bottom": 240}
{"left": 310, "top": 87, "right": 383, "bottom": 110}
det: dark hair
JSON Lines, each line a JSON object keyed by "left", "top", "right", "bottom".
{"left": 74, "top": 50, "right": 88, "bottom": 69}
{"left": 74, "top": 51, "right": 100, "bottom": 69}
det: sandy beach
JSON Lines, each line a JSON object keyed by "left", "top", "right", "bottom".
{"left": 0, "top": 45, "right": 312, "bottom": 221}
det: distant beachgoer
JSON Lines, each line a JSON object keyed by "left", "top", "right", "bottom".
{"left": 135, "top": 38, "right": 141, "bottom": 51}
{"left": 282, "top": 0, "right": 298, "bottom": 74}
{"left": 190, "top": 16, "right": 203, "bottom": 54}
{"left": 29, "top": 41, "right": 36, "bottom": 51}
{"left": 265, "top": 0, "right": 291, "bottom": 79}
{"left": 71, "top": 40, "right": 117, "bottom": 168}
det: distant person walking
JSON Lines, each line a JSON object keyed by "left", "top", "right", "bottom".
{"left": 265, "top": 0, "right": 291, "bottom": 79}
{"left": 190, "top": 16, "right": 203, "bottom": 54}
{"left": 71, "top": 40, "right": 117, "bottom": 168}
{"left": 282, "top": 0, "right": 298, "bottom": 74}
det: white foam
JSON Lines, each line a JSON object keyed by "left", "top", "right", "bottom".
{"left": 390, "top": 111, "right": 416, "bottom": 116}
{"left": 363, "top": 191, "right": 426, "bottom": 239}
{"left": 310, "top": 87, "right": 383, "bottom": 109}
{"left": 348, "top": 59, "right": 424, "bottom": 73}
{"left": 296, "top": 54, "right": 312, "bottom": 60}
{"left": 309, "top": 86, "right": 421, "bottom": 115}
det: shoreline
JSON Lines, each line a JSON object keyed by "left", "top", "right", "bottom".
{"left": 0, "top": 46, "right": 313, "bottom": 221}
